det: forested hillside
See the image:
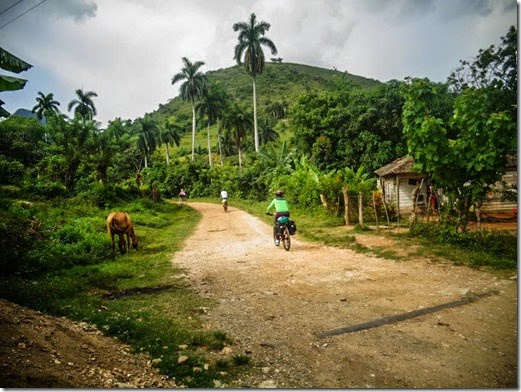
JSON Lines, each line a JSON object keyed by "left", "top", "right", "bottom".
{"left": 150, "top": 62, "right": 380, "bottom": 125}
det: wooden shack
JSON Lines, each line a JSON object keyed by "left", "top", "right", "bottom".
{"left": 482, "top": 154, "right": 517, "bottom": 213}
{"left": 375, "top": 155, "right": 517, "bottom": 216}
{"left": 374, "top": 156, "right": 429, "bottom": 216}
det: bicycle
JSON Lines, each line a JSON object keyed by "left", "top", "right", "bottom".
{"left": 266, "top": 213, "right": 291, "bottom": 251}
{"left": 222, "top": 198, "right": 228, "bottom": 212}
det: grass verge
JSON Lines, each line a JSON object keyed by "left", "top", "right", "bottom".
{"left": 0, "top": 198, "right": 249, "bottom": 388}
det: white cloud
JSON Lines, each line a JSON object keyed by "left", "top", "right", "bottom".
{"left": 1, "top": 0, "right": 516, "bottom": 126}
{"left": 39, "top": 0, "right": 98, "bottom": 22}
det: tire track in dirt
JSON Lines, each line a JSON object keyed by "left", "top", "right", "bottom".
{"left": 172, "top": 202, "right": 517, "bottom": 388}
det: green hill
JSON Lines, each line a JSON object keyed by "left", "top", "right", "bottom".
{"left": 150, "top": 62, "right": 380, "bottom": 125}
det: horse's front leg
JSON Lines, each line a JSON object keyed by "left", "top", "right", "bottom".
{"left": 118, "top": 234, "right": 126, "bottom": 254}
{"left": 111, "top": 234, "right": 118, "bottom": 257}
{"left": 108, "top": 228, "right": 115, "bottom": 254}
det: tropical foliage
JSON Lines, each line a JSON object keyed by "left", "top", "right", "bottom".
{"left": 402, "top": 26, "right": 517, "bottom": 232}
{"left": 290, "top": 80, "right": 408, "bottom": 174}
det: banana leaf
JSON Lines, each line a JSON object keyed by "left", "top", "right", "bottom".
{"left": 0, "top": 47, "right": 32, "bottom": 73}
{"left": 0, "top": 74, "right": 28, "bottom": 92}
{"left": 0, "top": 106, "right": 10, "bottom": 118}
{"left": 0, "top": 98, "right": 9, "bottom": 117}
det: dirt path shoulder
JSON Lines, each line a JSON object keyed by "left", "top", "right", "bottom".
{"left": 173, "top": 202, "right": 517, "bottom": 388}
{"left": 0, "top": 299, "right": 178, "bottom": 388}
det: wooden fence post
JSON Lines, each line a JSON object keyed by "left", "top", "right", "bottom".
{"left": 382, "top": 194, "right": 391, "bottom": 230}
{"left": 372, "top": 191, "right": 379, "bottom": 231}
{"left": 342, "top": 185, "right": 349, "bottom": 225}
{"left": 358, "top": 192, "right": 363, "bottom": 226}
{"left": 320, "top": 194, "right": 328, "bottom": 210}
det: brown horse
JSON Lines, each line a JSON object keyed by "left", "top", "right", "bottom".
{"left": 107, "top": 212, "right": 138, "bottom": 255}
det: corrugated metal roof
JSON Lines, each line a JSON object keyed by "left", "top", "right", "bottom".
{"left": 375, "top": 154, "right": 517, "bottom": 177}
{"left": 374, "top": 156, "right": 418, "bottom": 177}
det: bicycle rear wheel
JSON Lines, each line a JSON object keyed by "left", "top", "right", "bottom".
{"left": 283, "top": 227, "right": 291, "bottom": 251}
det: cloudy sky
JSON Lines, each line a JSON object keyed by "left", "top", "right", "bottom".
{"left": 1, "top": 0, "right": 517, "bottom": 126}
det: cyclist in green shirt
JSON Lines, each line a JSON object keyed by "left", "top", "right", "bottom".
{"left": 266, "top": 190, "right": 290, "bottom": 246}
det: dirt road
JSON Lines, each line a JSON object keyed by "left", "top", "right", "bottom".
{"left": 173, "top": 202, "right": 517, "bottom": 388}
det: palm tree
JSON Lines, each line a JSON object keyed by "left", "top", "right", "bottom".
{"left": 158, "top": 117, "right": 181, "bottom": 165}
{"left": 136, "top": 117, "right": 158, "bottom": 168}
{"left": 67, "top": 88, "right": 97, "bottom": 121}
{"left": 171, "top": 57, "right": 207, "bottom": 161}
{"left": 265, "top": 100, "right": 287, "bottom": 120}
{"left": 32, "top": 91, "right": 60, "bottom": 121}
{"left": 194, "top": 145, "right": 206, "bottom": 156}
{"left": 233, "top": 13, "right": 278, "bottom": 153}
{"left": 48, "top": 114, "right": 95, "bottom": 191}
{"left": 106, "top": 117, "right": 127, "bottom": 141}
{"left": 90, "top": 128, "right": 120, "bottom": 184}
{"left": 195, "top": 83, "right": 227, "bottom": 166}
{"left": 220, "top": 102, "right": 252, "bottom": 168}
{"left": 218, "top": 129, "right": 235, "bottom": 158}
{"left": 258, "top": 117, "right": 279, "bottom": 145}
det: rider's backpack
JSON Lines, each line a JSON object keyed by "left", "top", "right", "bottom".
{"left": 288, "top": 219, "right": 297, "bottom": 235}
{"left": 277, "top": 215, "right": 290, "bottom": 224}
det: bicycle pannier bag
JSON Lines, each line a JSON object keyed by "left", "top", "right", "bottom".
{"left": 288, "top": 219, "right": 297, "bottom": 235}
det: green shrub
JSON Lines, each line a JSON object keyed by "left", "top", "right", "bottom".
{"left": 125, "top": 198, "right": 162, "bottom": 213}
{"left": 28, "top": 218, "right": 111, "bottom": 271}
{"left": 78, "top": 182, "right": 129, "bottom": 207}
{"left": 0, "top": 156, "right": 24, "bottom": 185}
{"left": 24, "top": 180, "right": 67, "bottom": 199}
{"left": 280, "top": 170, "right": 321, "bottom": 208}
{"left": 0, "top": 212, "right": 33, "bottom": 275}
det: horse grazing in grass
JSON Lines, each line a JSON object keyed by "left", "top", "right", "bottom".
{"left": 107, "top": 212, "right": 138, "bottom": 255}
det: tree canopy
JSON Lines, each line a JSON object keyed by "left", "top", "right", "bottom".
{"left": 402, "top": 26, "right": 517, "bottom": 231}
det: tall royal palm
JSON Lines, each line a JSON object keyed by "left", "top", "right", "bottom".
{"left": 32, "top": 91, "right": 60, "bottom": 121}
{"left": 171, "top": 57, "right": 207, "bottom": 161}
{"left": 196, "top": 83, "right": 227, "bottom": 166}
{"left": 68, "top": 88, "right": 97, "bottom": 121}
{"left": 158, "top": 118, "right": 182, "bottom": 166}
{"left": 220, "top": 102, "right": 252, "bottom": 169}
{"left": 136, "top": 117, "right": 158, "bottom": 169}
{"left": 233, "top": 13, "right": 278, "bottom": 153}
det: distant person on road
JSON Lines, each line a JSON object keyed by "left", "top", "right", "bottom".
{"left": 179, "top": 188, "right": 187, "bottom": 202}
{"left": 266, "top": 190, "right": 290, "bottom": 246}
{"left": 220, "top": 190, "right": 228, "bottom": 201}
